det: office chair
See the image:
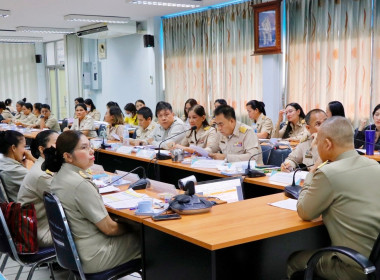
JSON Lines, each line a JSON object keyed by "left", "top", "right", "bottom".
{"left": 0, "top": 172, "right": 8, "bottom": 273}
{"left": 43, "top": 192, "right": 142, "bottom": 280}
{"left": 132, "top": 129, "right": 137, "bottom": 139}
{"left": 0, "top": 207, "right": 56, "bottom": 280}
{"left": 267, "top": 148, "right": 292, "bottom": 167}
{"left": 260, "top": 144, "right": 272, "bottom": 165}
{"left": 61, "top": 118, "right": 69, "bottom": 132}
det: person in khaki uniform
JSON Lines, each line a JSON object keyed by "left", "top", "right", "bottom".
{"left": 173, "top": 105, "right": 218, "bottom": 154}
{"left": 246, "top": 100, "right": 273, "bottom": 139}
{"left": 287, "top": 117, "right": 380, "bottom": 280}
{"left": 273, "top": 102, "right": 308, "bottom": 141}
{"left": 209, "top": 105, "right": 263, "bottom": 164}
{"left": 104, "top": 105, "right": 124, "bottom": 141}
{"left": 44, "top": 130, "right": 141, "bottom": 274}
{"left": 130, "top": 107, "right": 156, "bottom": 145}
{"left": 281, "top": 109, "right": 327, "bottom": 172}
{"left": 15, "top": 102, "right": 37, "bottom": 127}
{"left": 12, "top": 100, "right": 27, "bottom": 122}
{"left": 84, "top": 98, "right": 101, "bottom": 121}
{"left": 64, "top": 103, "right": 97, "bottom": 138}
{"left": 0, "top": 102, "right": 13, "bottom": 123}
{"left": 32, "top": 104, "right": 61, "bottom": 132}
{"left": 17, "top": 130, "right": 58, "bottom": 246}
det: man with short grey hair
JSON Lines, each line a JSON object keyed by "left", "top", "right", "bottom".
{"left": 287, "top": 116, "right": 380, "bottom": 280}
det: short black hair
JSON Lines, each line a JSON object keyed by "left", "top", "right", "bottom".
{"left": 41, "top": 104, "right": 51, "bottom": 111}
{"left": 124, "top": 103, "right": 137, "bottom": 114}
{"left": 84, "top": 98, "right": 96, "bottom": 111}
{"left": 135, "top": 99, "right": 145, "bottom": 105}
{"left": 34, "top": 103, "right": 42, "bottom": 113}
{"left": 155, "top": 101, "right": 172, "bottom": 117}
{"left": 0, "top": 102, "right": 6, "bottom": 110}
{"left": 75, "top": 97, "right": 84, "bottom": 103}
{"left": 214, "top": 105, "right": 236, "bottom": 120}
{"left": 214, "top": 99, "right": 227, "bottom": 106}
{"left": 24, "top": 103, "right": 33, "bottom": 111}
{"left": 75, "top": 103, "right": 87, "bottom": 111}
{"left": 137, "top": 107, "right": 153, "bottom": 120}
{"left": 328, "top": 101, "right": 345, "bottom": 117}
{"left": 246, "top": 100, "right": 266, "bottom": 115}
{"left": 305, "top": 109, "right": 326, "bottom": 125}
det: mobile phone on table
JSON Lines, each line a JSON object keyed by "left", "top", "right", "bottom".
{"left": 152, "top": 213, "right": 181, "bottom": 221}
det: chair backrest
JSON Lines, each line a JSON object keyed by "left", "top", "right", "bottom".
{"left": 98, "top": 124, "right": 106, "bottom": 137}
{"left": 43, "top": 192, "right": 85, "bottom": 279}
{"left": 260, "top": 145, "right": 272, "bottom": 165}
{"left": 132, "top": 129, "right": 137, "bottom": 139}
{"left": 0, "top": 208, "right": 20, "bottom": 260}
{"left": 0, "top": 173, "right": 9, "bottom": 203}
{"left": 369, "top": 232, "right": 380, "bottom": 279}
{"left": 61, "top": 119, "right": 68, "bottom": 132}
{"left": 267, "top": 148, "right": 292, "bottom": 167}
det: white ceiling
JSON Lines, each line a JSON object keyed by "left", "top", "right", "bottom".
{"left": 0, "top": 0, "right": 233, "bottom": 42}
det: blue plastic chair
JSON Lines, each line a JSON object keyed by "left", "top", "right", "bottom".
{"left": 43, "top": 192, "right": 142, "bottom": 280}
{"left": 267, "top": 148, "right": 292, "bottom": 167}
{"left": 0, "top": 207, "right": 56, "bottom": 280}
{"left": 260, "top": 145, "right": 272, "bottom": 165}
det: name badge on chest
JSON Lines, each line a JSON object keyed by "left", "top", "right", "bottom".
{"left": 233, "top": 142, "right": 243, "bottom": 147}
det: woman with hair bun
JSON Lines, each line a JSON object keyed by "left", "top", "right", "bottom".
{"left": 0, "top": 130, "right": 36, "bottom": 201}
{"left": 246, "top": 100, "right": 273, "bottom": 139}
{"left": 64, "top": 103, "right": 97, "bottom": 138}
{"left": 43, "top": 130, "right": 141, "bottom": 273}
{"left": 17, "top": 130, "right": 58, "bottom": 246}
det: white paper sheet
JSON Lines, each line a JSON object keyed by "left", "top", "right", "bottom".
{"left": 191, "top": 159, "right": 224, "bottom": 169}
{"left": 269, "top": 171, "right": 308, "bottom": 185}
{"left": 268, "top": 199, "right": 297, "bottom": 211}
{"left": 98, "top": 185, "right": 119, "bottom": 194}
{"left": 189, "top": 145, "right": 209, "bottom": 157}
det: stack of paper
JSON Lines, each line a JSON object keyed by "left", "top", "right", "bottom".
{"left": 268, "top": 199, "right": 297, "bottom": 211}
{"left": 269, "top": 171, "right": 308, "bottom": 185}
{"left": 102, "top": 189, "right": 161, "bottom": 209}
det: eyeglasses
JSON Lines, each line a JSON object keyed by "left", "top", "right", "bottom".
{"left": 285, "top": 109, "right": 295, "bottom": 115}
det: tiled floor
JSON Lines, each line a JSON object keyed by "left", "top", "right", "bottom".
{"left": 0, "top": 254, "right": 141, "bottom": 280}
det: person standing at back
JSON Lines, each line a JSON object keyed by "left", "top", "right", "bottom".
{"left": 287, "top": 117, "right": 380, "bottom": 280}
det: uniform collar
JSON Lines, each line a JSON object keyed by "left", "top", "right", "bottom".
{"left": 62, "top": 162, "right": 86, "bottom": 174}
{"left": 256, "top": 113, "right": 265, "bottom": 123}
{"left": 2, "top": 156, "right": 23, "bottom": 166}
{"left": 230, "top": 121, "right": 241, "bottom": 138}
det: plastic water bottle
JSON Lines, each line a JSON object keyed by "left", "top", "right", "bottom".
{"left": 122, "top": 125, "right": 130, "bottom": 146}
{"left": 252, "top": 123, "right": 257, "bottom": 133}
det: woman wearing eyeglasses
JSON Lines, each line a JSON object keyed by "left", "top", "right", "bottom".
{"left": 273, "top": 102, "right": 308, "bottom": 141}
{"left": 43, "top": 130, "right": 141, "bottom": 273}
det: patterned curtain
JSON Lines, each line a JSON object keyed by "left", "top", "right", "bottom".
{"left": 163, "top": 0, "right": 262, "bottom": 120}
{"left": 287, "top": 0, "right": 372, "bottom": 124}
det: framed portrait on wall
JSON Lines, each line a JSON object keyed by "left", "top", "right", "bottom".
{"left": 252, "top": 0, "right": 282, "bottom": 55}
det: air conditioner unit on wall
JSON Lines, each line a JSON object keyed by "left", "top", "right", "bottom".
{"left": 76, "top": 22, "right": 137, "bottom": 39}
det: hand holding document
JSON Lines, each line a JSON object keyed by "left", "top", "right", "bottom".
{"left": 189, "top": 145, "right": 209, "bottom": 157}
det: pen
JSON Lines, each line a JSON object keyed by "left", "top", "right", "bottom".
{"left": 129, "top": 207, "right": 137, "bottom": 210}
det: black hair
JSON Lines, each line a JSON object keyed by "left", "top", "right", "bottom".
{"left": 75, "top": 97, "right": 85, "bottom": 104}
{"left": 4, "top": 99, "right": 12, "bottom": 106}
{"left": 84, "top": 99, "right": 96, "bottom": 111}
{"left": 107, "top": 101, "right": 120, "bottom": 109}
{"left": 17, "top": 100, "right": 25, "bottom": 107}
{"left": 22, "top": 98, "right": 27, "bottom": 103}
{"left": 0, "top": 102, "right": 6, "bottom": 110}
{"left": 75, "top": 103, "right": 87, "bottom": 111}
{"left": 214, "top": 105, "right": 236, "bottom": 120}
{"left": 304, "top": 109, "right": 326, "bottom": 125}
{"left": 30, "top": 130, "right": 58, "bottom": 158}
{"left": 184, "top": 98, "right": 197, "bottom": 119}
{"left": 43, "top": 130, "right": 83, "bottom": 172}
{"left": 124, "top": 103, "right": 137, "bottom": 115}
{"left": 214, "top": 99, "right": 227, "bottom": 106}
{"left": 135, "top": 99, "right": 145, "bottom": 106}
{"left": 137, "top": 107, "right": 153, "bottom": 120}
{"left": 189, "top": 105, "right": 209, "bottom": 127}
{"left": 108, "top": 106, "right": 124, "bottom": 125}
{"left": 0, "top": 130, "right": 24, "bottom": 156}
{"left": 282, "top": 102, "right": 306, "bottom": 139}
{"left": 24, "top": 103, "right": 33, "bottom": 111}
{"left": 34, "top": 103, "right": 42, "bottom": 114}
{"left": 155, "top": 101, "right": 172, "bottom": 118}
{"left": 373, "top": 104, "right": 380, "bottom": 117}
{"left": 41, "top": 104, "right": 51, "bottom": 111}
{"left": 328, "top": 101, "right": 345, "bottom": 117}
{"left": 246, "top": 100, "right": 266, "bottom": 116}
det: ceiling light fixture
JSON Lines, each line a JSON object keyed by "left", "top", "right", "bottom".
{"left": 0, "top": 36, "right": 43, "bottom": 43}
{"left": 16, "top": 26, "right": 75, "bottom": 34}
{"left": 130, "top": 1, "right": 200, "bottom": 8}
{"left": 64, "top": 14, "right": 130, "bottom": 24}
{"left": 0, "top": 9, "right": 11, "bottom": 18}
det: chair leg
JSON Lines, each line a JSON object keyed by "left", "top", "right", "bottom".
{"left": 15, "top": 265, "right": 23, "bottom": 280}
{"left": 26, "top": 263, "right": 39, "bottom": 280}
{"left": 0, "top": 255, "right": 8, "bottom": 272}
{"left": 48, "top": 262, "right": 56, "bottom": 280}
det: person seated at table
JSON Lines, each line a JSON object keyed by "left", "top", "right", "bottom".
{"left": 124, "top": 103, "right": 139, "bottom": 127}
{"left": 326, "top": 100, "right": 345, "bottom": 118}
{"left": 15, "top": 102, "right": 37, "bottom": 127}
{"left": 281, "top": 109, "right": 327, "bottom": 172}
{"left": 209, "top": 105, "right": 263, "bottom": 164}
{"left": 135, "top": 99, "right": 145, "bottom": 111}
{"left": 182, "top": 98, "right": 197, "bottom": 127}
{"left": 287, "top": 117, "right": 380, "bottom": 280}
{"left": 0, "top": 130, "right": 36, "bottom": 201}
{"left": 173, "top": 105, "right": 218, "bottom": 154}
{"left": 0, "top": 101, "right": 13, "bottom": 123}
{"left": 354, "top": 104, "right": 380, "bottom": 150}
{"left": 17, "top": 130, "right": 58, "bottom": 246}
{"left": 130, "top": 107, "right": 156, "bottom": 145}
{"left": 5, "top": 98, "right": 15, "bottom": 114}
{"left": 12, "top": 100, "right": 27, "bottom": 122}
{"left": 64, "top": 103, "right": 97, "bottom": 138}
{"left": 74, "top": 97, "right": 84, "bottom": 105}
{"left": 43, "top": 130, "right": 141, "bottom": 273}
{"left": 246, "top": 100, "right": 273, "bottom": 139}
{"left": 149, "top": 101, "right": 186, "bottom": 149}
{"left": 104, "top": 106, "right": 124, "bottom": 141}
{"left": 273, "top": 102, "right": 308, "bottom": 142}
{"left": 210, "top": 99, "right": 228, "bottom": 126}
{"left": 32, "top": 104, "right": 60, "bottom": 132}
{"left": 84, "top": 98, "right": 101, "bottom": 121}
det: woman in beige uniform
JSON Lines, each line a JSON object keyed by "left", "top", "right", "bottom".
{"left": 246, "top": 100, "right": 273, "bottom": 139}
{"left": 43, "top": 130, "right": 141, "bottom": 273}
{"left": 273, "top": 102, "right": 307, "bottom": 141}
{"left": 84, "top": 98, "right": 101, "bottom": 121}
{"left": 0, "top": 101, "right": 13, "bottom": 123}
{"left": 17, "top": 130, "right": 59, "bottom": 246}
{"left": 64, "top": 103, "right": 97, "bottom": 138}
{"left": 104, "top": 105, "right": 125, "bottom": 141}
{"left": 15, "top": 102, "right": 37, "bottom": 127}
{"left": 174, "top": 105, "right": 218, "bottom": 154}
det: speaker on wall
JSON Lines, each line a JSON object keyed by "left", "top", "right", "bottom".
{"left": 35, "top": 55, "right": 42, "bottom": 63}
{"left": 143, "top": 35, "right": 154, "bottom": 48}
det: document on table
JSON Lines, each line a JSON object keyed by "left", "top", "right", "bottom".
{"left": 191, "top": 159, "right": 224, "bottom": 169}
{"left": 98, "top": 185, "right": 119, "bottom": 194}
{"left": 268, "top": 199, "right": 297, "bottom": 211}
{"left": 269, "top": 171, "right": 309, "bottom": 185}
{"left": 189, "top": 145, "right": 209, "bottom": 157}
{"left": 102, "top": 189, "right": 160, "bottom": 209}
{"left": 195, "top": 177, "right": 243, "bottom": 203}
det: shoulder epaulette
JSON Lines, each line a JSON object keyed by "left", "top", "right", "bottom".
{"left": 301, "top": 119, "right": 305, "bottom": 124}
{"left": 79, "top": 170, "right": 91, "bottom": 179}
{"left": 204, "top": 126, "right": 211, "bottom": 131}
{"left": 317, "top": 160, "right": 329, "bottom": 170}
{"left": 239, "top": 125, "right": 248, "bottom": 134}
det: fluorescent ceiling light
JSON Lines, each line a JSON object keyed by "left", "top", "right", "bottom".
{"left": 64, "top": 14, "right": 130, "bottom": 24}
{"left": 0, "top": 36, "right": 43, "bottom": 43}
{"left": 130, "top": 1, "right": 200, "bottom": 8}
{"left": 0, "top": 9, "right": 11, "bottom": 18}
{"left": 16, "top": 26, "right": 75, "bottom": 34}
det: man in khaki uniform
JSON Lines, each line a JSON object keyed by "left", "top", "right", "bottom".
{"left": 281, "top": 109, "right": 327, "bottom": 172}
{"left": 131, "top": 107, "right": 156, "bottom": 145}
{"left": 209, "top": 105, "right": 263, "bottom": 164}
{"left": 33, "top": 104, "right": 61, "bottom": 132}
{"left": 287, "top": 117, "right": 380, "bottom": 280}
